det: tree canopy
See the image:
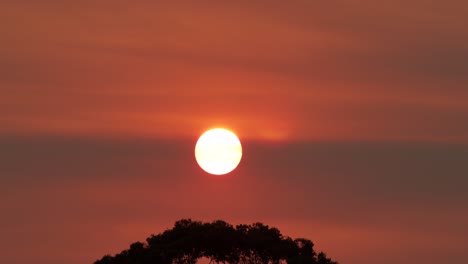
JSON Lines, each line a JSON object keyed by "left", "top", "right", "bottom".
{"left": 95, "top": 219, "right": 337, "bottom": 264}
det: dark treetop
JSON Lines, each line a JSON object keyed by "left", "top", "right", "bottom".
{"left": 95, "top": 219, "right": 337, "bottom": 264}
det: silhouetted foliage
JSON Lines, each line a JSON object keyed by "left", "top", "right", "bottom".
{"left": 95, "top": 219, "right": 337, "bottom": 264}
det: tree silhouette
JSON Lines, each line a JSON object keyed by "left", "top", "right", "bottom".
{"left": 95, "top": 219, "right": 337, "bottom": 264}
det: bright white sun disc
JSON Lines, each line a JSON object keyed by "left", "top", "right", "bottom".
{"left": 195, "top": 128, "right": 242, "bottom": 175}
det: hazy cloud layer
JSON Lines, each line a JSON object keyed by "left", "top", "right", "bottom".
{"left": 1, "top": 136, "right": 467, "bottom": 264}
{"left": 1, "top": 0, "right": 467, "bottom": 141}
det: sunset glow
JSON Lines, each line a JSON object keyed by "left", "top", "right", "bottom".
{"left": 1, "top": 1, "right": 467, "bottom": 264}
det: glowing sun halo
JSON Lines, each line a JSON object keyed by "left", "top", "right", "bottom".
{"left": 195, "top": 128, "right": 242, "bottom": 175}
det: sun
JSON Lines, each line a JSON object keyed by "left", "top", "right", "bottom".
{"left": 195, "top": 128, "right": 242, "bottom": 175}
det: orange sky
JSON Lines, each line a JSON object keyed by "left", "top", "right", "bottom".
{"left": 1, "top": 1, "right": 468, "bottom": 264}
{"left": 2, "top": 0, "right": 468, "bottom": 142}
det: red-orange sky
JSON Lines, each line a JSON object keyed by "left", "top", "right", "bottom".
{"left": 1, "top": 1, "right": 467, "bottom": 264}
